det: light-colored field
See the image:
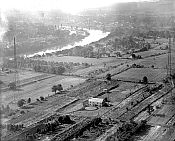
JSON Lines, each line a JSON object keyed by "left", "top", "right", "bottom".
{"left": 70, "top": 59, "right": 129, "bottom": 77}
{"left": 0, "top": 70, "right": 48, "bottom": 87}
{"left": 1, "top": 75, "right": 85, "bottom": 108}
{"left": 38, "top": 56, "right": 117, "bottom": 65}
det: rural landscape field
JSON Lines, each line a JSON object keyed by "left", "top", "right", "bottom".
{"left": 1, "top": 0, "right": 175, "bottom": 141}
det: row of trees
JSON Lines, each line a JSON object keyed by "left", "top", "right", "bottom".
{"left": 3, "top": 56, "right": 91, "bottom": 74}
{"left": 33, "top": 65, "right": 65, "bottom": 74}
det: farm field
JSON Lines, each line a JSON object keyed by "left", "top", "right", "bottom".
{"left": 134, "top": 53, "right": 175, "bottom": 69}
{"left": 70, "top": 58, "right": 129, "bottom": 77}
{"left": 113, "top": 68, "right": 167, "bottom": 82}
{"left": 134, "top": 50, "right": 167, "bottom": 58}
{"left": 96, "top": 63, "right": 130, "bottom": 78}
{"left": 0, "top": 70, "right": 49, "bottom": 87}
{"left": 111, "top": 50, "right": 175, "bottom": 82}
{"left": 38, "top": 56, "right": 118, "bottom": 65}
{"left": 123, "top": 49, "right": 167, "bottom": 59}
{"left": 1, "top": 75, "right": 85, "bottom": 108}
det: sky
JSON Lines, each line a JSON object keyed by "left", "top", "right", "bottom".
{"left": 0, "top": 0, "right": 157, "bottom": 14}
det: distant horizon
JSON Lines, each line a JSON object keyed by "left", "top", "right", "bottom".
{"left": 0, "top": 0, "right": 159, "bottom": 15}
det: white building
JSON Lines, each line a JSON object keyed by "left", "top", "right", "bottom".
{"left": 88, "top": 98, "right": 105, "bottom": 107}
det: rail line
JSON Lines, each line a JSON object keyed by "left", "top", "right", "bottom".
{"left": 5, "top": 84, "right": 171, "bottom": 141}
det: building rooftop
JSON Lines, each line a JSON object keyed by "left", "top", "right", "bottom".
{"left": 89, "top": 98, "right": 104, "bottom": 103}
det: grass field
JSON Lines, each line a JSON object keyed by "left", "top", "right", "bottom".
{"left": 38, "top": 56, "right": 117, "bottom": 65}
{"left": 113, "top": 68, "right": 167, "bottom": 82}
{"left": 1, "top": 75, "right": 85, "bottom": 108}
{"left": 69, "top": 58, "right": 129, "bottom": 77}
{"left": 0, "top": 70, "right": 48, "bottom": 87}
{"left": 123, "top": 49, "right": 167, "bottom": 59}
{"left": 129, "top": 52, "right": 175, "bottom": 69}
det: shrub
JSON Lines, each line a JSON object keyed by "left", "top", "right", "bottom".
{"left": 36, "top": 99, "right": 40, "bottom": 102}
{"left": 142, "top": 76, "right": 148, "bottom": 84}
{"left": 20, "top": 110, "right": 25, "bottom": 114}
{"left": 40, "top": 96, "right": 44, "bottom": 101}
{"left": 17, "top": 99, "right": 26, "bottom": 107}
{"left": 106, "top": 73, "right": 112, "bottom": 81}
{"left": 27, "top": 98, "right": 31, "bottom": 103}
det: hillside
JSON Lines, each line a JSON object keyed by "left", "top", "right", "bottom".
{"left": 2, "top": 10, "right": 89, "bottom": 56}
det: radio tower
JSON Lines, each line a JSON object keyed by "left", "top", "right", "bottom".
{"left": 163, "top": 32, "right": 173, "bottom": 105}
{"left": 165, "top": 32, "right": 175, "bottom": 105}
{"left": 167, "top": 35, "right": 172, "bottom": 77}
{"left": 13, "top": 37, "right": 19, "bottom": 100}
{"left": 14, "top": 37, "right": 17, "bottom": 88}
{"left": 168, "top": 33, "right": 175, "bottom": 87}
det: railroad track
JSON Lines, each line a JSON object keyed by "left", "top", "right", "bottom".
{"left": 100, "top": 85, "right": 149, "bottom": 119}
{"left": 4, "top": 84, "right": 169, "bottom": 141}
{"left": 50, "top": 85, "right": 149, "bottom": 141}
{"left": 95, "top": 85, "right": 173, "bottom": 141}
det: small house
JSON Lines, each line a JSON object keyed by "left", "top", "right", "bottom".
{"left": 89, "top": 98, "right": 105, "bottom": 107}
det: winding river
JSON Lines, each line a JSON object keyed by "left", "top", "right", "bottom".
{"left": 27, "top": 29, "right": 110, "bottom": 57}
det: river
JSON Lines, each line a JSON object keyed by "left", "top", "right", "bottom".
{"left": 27, "top": 29, "right": 110, "bottom": 57}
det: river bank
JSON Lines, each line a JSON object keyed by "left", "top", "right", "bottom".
{"left": 26, "top": 29, "right": 109, "bottom": 57}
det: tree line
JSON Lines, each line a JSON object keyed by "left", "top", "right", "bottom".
{"left": 3, "top": 57, "right": 91, "bottom": 74}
